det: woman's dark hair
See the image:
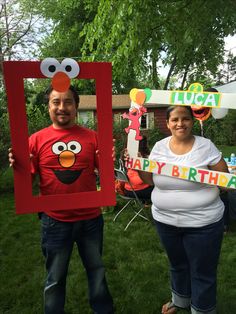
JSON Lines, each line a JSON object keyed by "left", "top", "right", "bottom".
{"left": 205, "top": 87, "right": 218, "bottom": 93}
{"left": 166, "top": 105, "right": 193, "bottom": 121}
{"left": 139, "top": 136, "right": 150, "bottom": 157}
{"left": 44, "top": 85, "right": 80, "bottom": 107}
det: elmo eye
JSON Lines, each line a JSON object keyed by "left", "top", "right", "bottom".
{"left": 67, "top": 141, "right": 81, "bottom": 154}
{"left": 61, "top": 58, "right": 80, "bottom": 78}
{"left": 52, "top": 142, "right": 67, "bottom": 155}
{"left": 40, "top": 58, "right": 61, "bottom": 78}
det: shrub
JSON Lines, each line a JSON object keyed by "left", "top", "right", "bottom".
{"left": 0, "top": 112, "right": 11, "bottom": 170}
{"left": 192, "top": 110, "right": 236, "bottom": 145}
{"left": 0, "top": 167, "right": 14, "bottom": 192}
{"left": 148, "top": 127, "right": 165, "bottom": 148}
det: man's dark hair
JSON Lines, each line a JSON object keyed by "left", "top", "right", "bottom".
{"left": 44, "top": 85, "right": 80, "bottom": 107}
{"left": 166, "top": 105, "right": 193, "bottom": 121}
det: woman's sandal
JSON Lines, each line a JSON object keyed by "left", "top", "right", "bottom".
{"left": 162, "top": 301, "right": 179, "bottom": 314}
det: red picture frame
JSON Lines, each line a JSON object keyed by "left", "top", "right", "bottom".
{"left": 3, "top": 61, "right": 116, "bottom": 214}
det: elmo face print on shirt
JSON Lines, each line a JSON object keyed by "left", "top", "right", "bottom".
{"left": 52, "top": 140, "right": 84, "bottom": 184}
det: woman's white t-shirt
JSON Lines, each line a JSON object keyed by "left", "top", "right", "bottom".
{"left": 149, "top": 135, "right": 224, "bottom": 227}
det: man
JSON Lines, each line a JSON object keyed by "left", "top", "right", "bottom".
{"left": 9, "top": 85, "right": 114, "bottom": 314}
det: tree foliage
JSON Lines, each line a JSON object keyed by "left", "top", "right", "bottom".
{"left": 0, "top": 0, "right": 48, "bottom": 65}
{"left": 0, "top": 0, "right": 49, "bottom": 116}
{"left": 216, "top": 52, "right": 236, "bottom": 85}
{"left": 31, "top": 0, "right": 236, "bottom": 92}
{"left": 81, "top": 0, "right": 236, "bottom": 90}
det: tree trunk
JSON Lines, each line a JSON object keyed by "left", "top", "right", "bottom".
{"left": 151, "top": 51, "right": 159, "bottom": 89}
{"left": 180, "top": 63, "right": 190, "bottom": 90}
{"left": 164, "top": 54, "right": 176, "bottom": 90}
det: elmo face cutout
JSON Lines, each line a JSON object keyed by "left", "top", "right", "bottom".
{"left": 191, "top": 106, "right": 211, "bottom": 121}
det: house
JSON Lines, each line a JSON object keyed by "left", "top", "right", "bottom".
{"left": 78, "top": 94, "right": 170, "bottom": 135}
{"left": 214, "top": 80, "right": 236, "bottom": 93}
{"left": 78, "top": 80, "right": 236, "bottom": 135}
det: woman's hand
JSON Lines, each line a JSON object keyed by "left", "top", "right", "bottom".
{"left": 209, "top": 157, "right": 231, "bottom": 190}
{"left": 95, "top": 139, "right": 116, "bottom": 162}
{"left": 8, "top": 148, "right": 15, "bottom": 167}
{"left": 112, "top": 139, "right": 116, "bottom": 162}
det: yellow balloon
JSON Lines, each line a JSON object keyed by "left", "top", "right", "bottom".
{"left": 129, "top": 88, "right": 139, "bottom": 102}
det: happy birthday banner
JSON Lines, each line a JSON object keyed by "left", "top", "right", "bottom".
{"left": 125, "top": 83, "right": 236, "bottom": 158}
{"left": 144, "top": 83, "right": 236, "bottom": 109}
{"left": 125, "top": 157, "right": 236, "bottom": 189}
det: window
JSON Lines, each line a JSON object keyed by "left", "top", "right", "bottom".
{"left": 78, "top": 111, "right": 94, "bottom": 126}
{"left": 140, "top": 113, "right": 148, "bottom": 130}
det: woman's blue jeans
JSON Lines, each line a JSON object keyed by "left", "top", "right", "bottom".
{"left": 41, "top": 213, "right": 114, "bottom": 314}
{"left": 154, "top": 218, "right": 224, "bottom": 313}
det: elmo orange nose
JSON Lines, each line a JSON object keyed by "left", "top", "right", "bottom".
{"left": 52, "top": 72, "right": 70, "bottom": 92}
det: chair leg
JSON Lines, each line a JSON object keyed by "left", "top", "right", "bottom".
{"left": 134, "top": 212, "right": 149, "bottom": 221}
{"left": 124, "top": 207, "right": 149, "bottom": 231}
{"left": 113, "top": 199, "right": 134, "bottom": 222}
{"left": 130, "top": 202, "right": 149, "bottom": 221}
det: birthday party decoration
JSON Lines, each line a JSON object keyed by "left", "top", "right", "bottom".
{"left": 125, "top": 83, "right": 235, "bottom": 157}
{"left": 191, "top": 106, "right": 211, "bottom": 121}
{"left": 124, "top": 83, "right": 235, "bottom": 189}
{"left": 187, "top": 84, "right": 229, "bottom": 122}
{"left": 141, "top": 83, "right": 235, "bottom": 109}
{"left": 40, "top": 57, "right": 80, "bottom": 92}
{"left": 122, "top": 106, "right": 147, "bottom": 140}
{"left": 3, "top": 60, "right": 116, "bottom": 214}
{"left": 126, "top": 157, "right": 236, "bottom": 189}
{"left": 211, "top": 108, "right": 228, "bottom": 119}
{"left": 122, "top": 88, "right": 152, "bottom": 157}
{"left": 171, "top": 83, "right": 221, "bottom": 108}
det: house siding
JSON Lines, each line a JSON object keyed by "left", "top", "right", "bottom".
{"left": 79, "top": 95, "right": 170, "bottom": 135}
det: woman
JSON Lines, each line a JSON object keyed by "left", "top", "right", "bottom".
{"left": 138, "top": 105, "right": 228, "bottom": 314}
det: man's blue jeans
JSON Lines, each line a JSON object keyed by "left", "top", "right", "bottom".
{"left": 41, "top": 213, "right": 114, "bottom": 314}
{"left": 154, "top": 218, "right": 224, "bottom": 314}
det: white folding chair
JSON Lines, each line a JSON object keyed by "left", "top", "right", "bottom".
{"left": 113, "top": 161, "right": 149, "bottom": 231}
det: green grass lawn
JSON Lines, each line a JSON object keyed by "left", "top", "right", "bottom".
{"left": 217, "top": 145, "right": 236, "bottom": 159}
{"left": 1, "top": 193, "right": 236, "bottom": 314}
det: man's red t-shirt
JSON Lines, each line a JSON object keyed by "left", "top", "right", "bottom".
{"left": 29, "top": 124, "right": 101, "bottom": 222}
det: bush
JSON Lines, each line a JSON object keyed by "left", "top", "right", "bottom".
{"left": 0, "top": 112, "right": 11, "bottom": 170}
{"left": 0, "top": 103, "right": 51, "bottom": 171}
{"left": 148, "top": 127, "right": 165, "bottom": 148}
{"left": 192, "top": 110, "right": 236, "bottom": 145}
{"left": 113, "top": 120, "right": 129, "bottom": 166}
{"left": 0, "top": 167, "right": 14, "bottom": 192}
{"left": 27, "top": 103, "right": 51, "bottom": 135}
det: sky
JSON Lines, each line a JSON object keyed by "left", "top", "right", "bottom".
{"left": 224, "top": 34, "right": 236, "bottom": 56}
{"left": 158, "top": 34, "right": 236, "bottom": 78}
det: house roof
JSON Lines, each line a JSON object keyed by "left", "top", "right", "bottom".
{"left": 79, "top": 95, "right": 130, "bottom": 110}
{"left": 214, "top": 80, "right": 236, "bottom": 93}
{"left": 79, "top": 94, "right": 168, "bottom": 110}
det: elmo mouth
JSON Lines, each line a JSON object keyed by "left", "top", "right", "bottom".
{"left": 53, "top": 169, "right": 83, "bottom": 184}
{"left": 192, "top": 107, "right": 211, "bottom": 120}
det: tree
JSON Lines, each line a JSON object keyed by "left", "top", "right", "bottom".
{"left": 0, "top": 0, "right": 48, "bottom": 69}
{"left": 30, "top": 0, "right": 236, "bottom": 92}
{"left": 80, "top": 0, "right": 236, "bottom": 90}
{"left": 0, "top": 0, "right": 49, "bottom": 108}
{"left": 0, "top": 0, "right": 49, "bottom": 169}
{"left": 215, "top": 51, "right": 236, "bottom": 84}
{"left": 2, "top": 0, "right": 236, "bottom": 92}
